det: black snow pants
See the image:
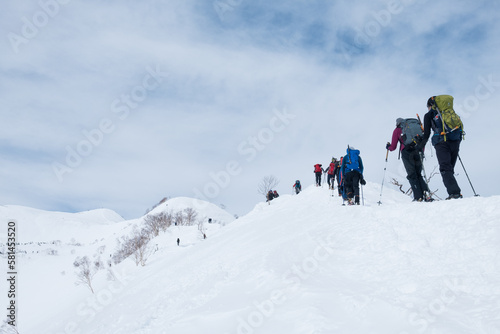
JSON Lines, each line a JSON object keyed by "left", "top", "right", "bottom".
{"left": 434, "top": 140, "right": 461, "bottom": 196}
{"left": 401, "top": 147, "right": 429, "bottom": 201}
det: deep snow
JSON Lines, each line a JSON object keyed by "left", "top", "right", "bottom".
{"left": 1, "top": 185, "right": 500, "bottom": 334}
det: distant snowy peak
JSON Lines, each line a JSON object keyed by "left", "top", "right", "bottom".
{"left": 0, "top": 205, "right": 125, "bottom": 243}
{"left": 146, "top": 196, "right": 236, "bottom": 225}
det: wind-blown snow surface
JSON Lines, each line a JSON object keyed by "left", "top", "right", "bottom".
{"left": 2, "top": 186, "right": 500, "bottom": 333}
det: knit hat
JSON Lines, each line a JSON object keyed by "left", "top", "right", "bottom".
{"left": 427, "top": 96, "right": 435, "bottom": 107}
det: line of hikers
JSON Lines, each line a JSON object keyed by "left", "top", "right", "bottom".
{"left": 313, "top": 95, "right": 465, "bottom": 204}
{"left": 313, "top": 146, "right": 367, "bottom": 205}
{"left": 272, "top": 95, "right": 468, "bottom": 205}
{"left": 386, "top": 95, "right": 464, "bottom": 202}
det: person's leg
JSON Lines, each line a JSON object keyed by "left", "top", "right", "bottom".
{"left": 344, "top": 172, "right": 354, "bottom": 200}
{"left": 435, "top": 142, "right": 461, "bottom": 196}
{"left": 352, "top": 172, "right": 361, "bottom": 204}
{"left": 401, "top": 149, "right": 423, "bottom": 200}
{"left": 337, "top": 172, "right": 342, "bottom": 195}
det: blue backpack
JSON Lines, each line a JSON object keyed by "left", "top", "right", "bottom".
{"left": 345, "top": 147, "right": 361, "bottom": 172}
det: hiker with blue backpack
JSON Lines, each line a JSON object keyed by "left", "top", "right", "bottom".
{"left": 293, "top": 180, "right": 301, "bottom": 194}
{"left": 340, "top": 146, "right": 366, "bottom": 205}
{"left": 419, "top": 96, "right": 463, "bottom": 200}
{"left": 386, "top": 118, "right": 432, "bottom": 202}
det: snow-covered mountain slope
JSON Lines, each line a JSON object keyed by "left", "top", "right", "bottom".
{"left": 8, "top": 184, "right": 498, "bottom": 334}
{"left": 0, "top": 198, "right": 235, "bottom": 333}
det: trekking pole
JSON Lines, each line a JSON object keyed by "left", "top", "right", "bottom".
{"left": 377, "top": 149, "right": 389, "bottom": 205}
{"left": 419, "top": 151, "right": 432, "bottom": 199}
{"left": 362, "top": 185, "right": 365, "bottom": 205}
{"left": 458, "top": 154, "right": 479, "bottom": 196}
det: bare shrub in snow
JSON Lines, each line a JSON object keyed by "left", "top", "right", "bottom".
{"left": 144, "top": 214, "right": 162, "bottom": 237}
{"left": 144, "top": 211, "right": 173, "bottom": 237}
{"left": 114, "top": 227, "right": 152, "bottom": 266}
{"left": 97, "top": 245, "right": 106, "bottom": 254}
{"left": 198, "top": 219, "right": 205, "bottom": 237}
{"left": 184, "top": 208, "right": 198, "bottom": 226}
{"left": 391, "top": 165, "right": 442, "bottom": 200}
{"left": 130, "top": 227, "right": 152, "bottom": 266}
{"left": 258, "top": 175, "right": 280, "bottom": 196}
{"left": 112, "top": 237, "right": 133, "bottom": 265}
{"left": 175, "top": 210, "right": 185, "bottom": 226}
{"left": 73, "top": 255, "right": 102, "bottom": 293}
{"left": 46, "top": 249, "right": 58, "bottom": 256}
{"left": 159, "top": 211, "right": 173, "bottom": 232}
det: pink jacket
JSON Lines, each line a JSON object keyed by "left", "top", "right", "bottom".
{"left": 388, "top": 127, "right": 404, "bottom": 152}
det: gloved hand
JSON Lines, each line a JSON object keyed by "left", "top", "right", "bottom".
{"left": 386, "top": 142, "right": 391, "bottom": 150}
{"left": 360, "top": 178, "right": 366, "bottom": 185}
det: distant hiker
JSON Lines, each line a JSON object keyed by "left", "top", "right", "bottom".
{"left": 314, "top": 164, "right": 323, "bottom": 186}
{"left": 203, "top": 233, "right": 206, "bottom": 239}
{"left": 273, "top": 190, "right": 279, "bottom": 198}
{"left": 293, "top": 180, "right": 302, "bottom": 194}
{"left": 266, "top": 190, "right": 275, "bottom": 202}
{"left": 208, "top": 218, "right": 212, "bottom": 223}
{"left": 177, "top": 238, "right": 180, "bottom": 246}
{"left": 420, "top": 96, "right": 463, "bottom": 200}
{"left": 325, "top": 158, "right": 338, "bottom": 190}
{"left": 340, "top": 146, "right": 366, "bottom": 205}
{"left": 387, "top": 118, "right": 431, "bottom": 202}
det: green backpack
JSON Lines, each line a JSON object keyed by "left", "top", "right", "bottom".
{"left": 432, "top": 95, "right": 464, "bottom": 141}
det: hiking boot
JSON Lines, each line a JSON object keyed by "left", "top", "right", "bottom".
{"left": 445, "top": 194, "right": 463, "bottom": 200}
{"left": 424, "top": 197, "right": 435, "bottom": 202}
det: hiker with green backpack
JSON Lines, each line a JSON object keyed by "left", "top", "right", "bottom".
{"left": 420, "top": 95, "right": 464, "bottom": 200}
{"left": 386, "top": 118, "right": 431, "bottom": 202}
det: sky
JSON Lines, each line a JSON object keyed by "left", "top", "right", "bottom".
{"left": 1, "top": 0, "right": 500, "bottom": 219}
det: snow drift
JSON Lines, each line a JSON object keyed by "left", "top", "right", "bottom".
{"left": 1, "top": 184, "right": 499, "bottom": 333}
